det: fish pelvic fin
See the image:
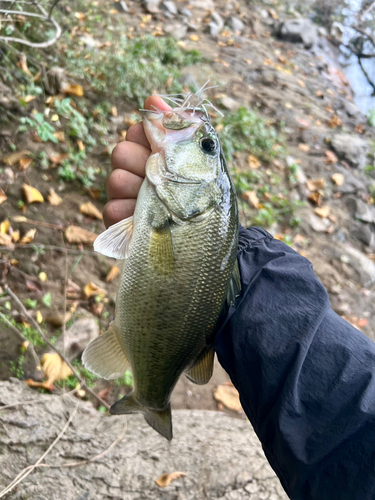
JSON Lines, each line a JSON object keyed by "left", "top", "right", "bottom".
{"left": 110, "top": 392, "right": 173, "bottom": 441}
{"left": 226, "top": 258, "right": 241, "bottom": 308}
{"left": 82, "top": 321, "right": 129, "bottom": 380}
{"left": 94, "top": 216, "right": 133, "bottom": 259}
{"left": 185, "top": 347, "right": 214, "bottom": 385}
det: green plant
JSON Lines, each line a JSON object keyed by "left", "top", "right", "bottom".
{"left": 114, "top": 370, "right": 133, "bottom": 387}
{"left": 368, "top": 109, "right": 375, "bottom": 128}
{"left": 10, "top": 355, "right": 25, "bottom": 379}
{"left": 19, "top": 113, "right": 58, "bottom": 143}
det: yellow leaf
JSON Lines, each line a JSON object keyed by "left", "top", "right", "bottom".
{"left": 74, "top": 11, "right": 86, "bottom": 21}
{"left": 2, "top": 150, "right": 30, "bottom": 166}
{"left": 41, "top": 353, "right": 73, "bottom": 385}
{"left": 242, "top": 190, "right": 259, "bottom": 209}
{"left": 51, "top": 114, "right": 59, "bottom": 122}
{"left": 47, "top": 188, "right": 63, "bottom": 206}
{"left": 308, "top": 192, "right": 323, "bottom": 206}
{"left": 0, "top": 188, "right": 7, "bottom": 205}
{"left": 84, "top": 282, "right": 107, "bottom": 298}
{"left": 0, "top": 220, "right": 10, "bottom": 234}
{"left": 306, "top": 178, "right": 325, "bottom": 191}
{"left": 213, "top": 384, "right": 242, "bottom": 412}
{"left": 19, "top": 157, "right": 32, "bottom": 171}
{"left": 110, "top": 106, "right": 118, "bottom": 117}
{"left": 105, "top": 265, "right": 120, "bottom": 282}
{"left": 23, "top": 184, "right": 44, "bottom": 204}
{"left": 53, "top": 131, "right": 66, "bottom": 143}
{"left": 247, "top": 154, "right": 261, "bottom": 169}
{"left": 314, "top": 206, "right": 330, "bottom": 218}
{"left": 10, "top": 259, "right": 19, "bottom": 265}
{"left": 77, "top": 140, "right": 85, "bottom": 151}
{"left": 0, "top": 233, "right": 13, "bottom": 247}
{"left": 189, "top": 34, "right": 199, "bottom": 41}
{"left": 62, "top": 84, "right": 84, "bottom": 97}
{"left": 79, "top": 201, "right": 103, "bottom": 220}
{"left": 45, "top": 312, "right": 72, "bottom": 327}
{"left": 36, "top": 311, "right": 43, "bottom": 324}
{"left": 38, "top": 272, "right": 47, "bottom": 282}
{"left": 298, "top": 143, "right": 310, "bottom": 152}
{"left": 331, "top": 173, "right": 344, "bottom": 186}
{"left": 155, "top": 472, "right": 187, "bottom": 488}
{"left": 12, "top": 215, "right": 27, "bottom": 223}
{"left": 20, "top": 228, "right": 37, "bottom": 244}
{"left": 24, "top": 95, "right": 36, "bottom": 103}
{"left": 65, "top": 225, "right": 97, "bottom": 245}
{"left": 11, "top": 230, "right": 20, "bottom": 243}
{"left": 297, "top": 79, "right": 305, "bottom": 88}
{"left": 50, "top": 152, "right": 69, "bottom": 165}
{"left": 285, "top": 102, "right": 293, "bottom": 109}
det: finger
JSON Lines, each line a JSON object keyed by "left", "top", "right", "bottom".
{"left": 106, "top": 169, "right": 143, "bottom": 201}
{"left": 111, "top": 141, "right": 150, "bottom": 176}
{"left": 103, "top": 199, "right": 137, "bottom": 228}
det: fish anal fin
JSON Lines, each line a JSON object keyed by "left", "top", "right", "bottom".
{"left": 226, "top": 258, "right": 241, "bottom": 307}
{"left": 82, "top": 322, "right": 129, "bottom": 380}
{"left": 94, "top": 216, "right": 134, "bottom": 259}
{"left": 185, "top": 348, "right": 214, "bottom": 385}
{"left": 110, "top": 392, "right": 173, "bottom": 441}
{"left": 149, "top": 222, "right": 174, "bottom": 276}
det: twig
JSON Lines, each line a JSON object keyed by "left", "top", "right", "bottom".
{"left": 360, "top": 1, "right": 375, "bottom": 20}
{"left": 4, "top": 285, "right": 110, "bottom": 410}
{"left": 352, "top": 26, "right": 375, "bottom": 48}
{"left": 10, "top": 217, "right": 64, "bottom": 230}
{"left": 48, "top": 0, "right": 61, "bottom": 20}
{"left": 358, "top": 56, "right": 375, "bottom": 94}
{"left": 0, "top": 311, "right": 41, "bottom": 368}
{"left": 0, "top": 243, "right": 94, "bottom": 254}
{"left": 0, "top": 401, "right": 79, "bottom": 499}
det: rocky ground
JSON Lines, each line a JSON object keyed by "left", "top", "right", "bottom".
{"left": 1, "top": 0, "right": 375, "bottom": 497}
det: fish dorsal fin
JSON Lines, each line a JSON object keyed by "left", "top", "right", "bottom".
{"left": 82, "top": 322, "right": 129, "bottom": 380}
{"left": 185, "top": 347, "right": 214, "bottom": 385}
{"left": 149, "top": 222, "right": 174, "bottom": 276}
{"left": 94, "top": 216, "right": 134, "bottom": 259}
{"left": 226, "top": 259, "right": 241, "bottom": 308}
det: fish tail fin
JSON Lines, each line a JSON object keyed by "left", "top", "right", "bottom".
{"left": 110, "top": 392, "right": 173, "bottom": 441}
{"left": 82, "top": 321, "right": 129, "bottom": 380}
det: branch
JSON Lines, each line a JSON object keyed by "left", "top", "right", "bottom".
{"left": 358, "top": 56, "right": 375, "bottom": 95}
{"left": 352, "top": 26, "right": 375, "bottom": 48}
{"left": 4, "top": 285, "right": 110, "bottom": 410}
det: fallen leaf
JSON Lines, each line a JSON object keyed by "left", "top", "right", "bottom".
{"left": 90, "top": 302, "right": 104, "bottom": 317}
{"left": 12, "top": 230, "right": 20, "bottom": 243}
{"left": 36, "top": 310, "right": 43, "bottom": 324}
{"left": 308, "top": 192, "right": 323, "bottom": 206}
{"left": 155, "top": 472, "right": 186, "bottom": 488}
{"left": 79, "top": 201, "right": 103, "bottom": 220}
{"left": 19, "top": 157, "right": 32, "bottom": 171}
{"left": 213, "top": 384, "right": 242, "bottom": 412}
{"left": 355, "top": 124, "right": 364, "bottom": 134}
{"left": 41, "top": 352, "right": 73, "bottom": 386}
{"left": 189, "top": 34, "right": 199, "bottom": 42}
{"left": 324, "top": 105, "right": 334, "bottom": 114}
{"left": 327, "top": 114, "right": 342, "bottom": 128}
{"left": 50, "top": 153, "right": 69, "bottom": 165}
{"left": 325, "top": 150, "right": 338, "bottom": 164}
{"left": 0, "top": 233, "right": 13, "bottom": 247}
{"left": 105, "top": 265, "right": 120, "bottom": 282}
{"left": 285, "top": 102, "right": 293, "bottom": 109}
{"left": 298, "top": 143, "right": 310, "bottom": 152}
{"left": 25, "top": 378, "right": 54, "bottom": 391}
{"left": 84, "top": 282, "right": 107, "bottom": 298}
{"left": 53, "top": 131, "right": 66, "bottom": 143}
{"left": 97, "top": 387, "right": 110, "bottom": 400}
{"left": 23, "top": 184, "right": 44, "bottom": 204}
{"left": 110, "top": 106, "right": 118, "bottom": 117}
{"left": 62, "top": 84, "right": 84, "bottom": 97}
{"left": 51, "top": 114, "right": 59, "bottom": 122}
{"left": 2, "top": 150, "right": 30, "bottom": 166}
{"left": 314, "top": 206, "right": 330, "bottom": 218}
{"left": 0, "top": 220, "right": 10, "bottom": 234}
{"left": 47, "top": 188, "right": 62, "bottom": 206}
{"left": 357, "top": 318, "right": 368, "bottom": 328}
{"left": 25, "top": 279, "right": 43, "bottom": 293}
{"left": 65, "top": 226, "right": 97, "bottom": 245}
{"left": 297, "top": 79, "right": 305, "bottom": 88}
{"left": 12, "top": 215, "right": 27, "bottom": 223}
{"left": 45, "top": 312, "right": 72, "bottom": 327}
{"left": 86, "top": 188, "right": 101, "bottom": 200}
{"left": 77, "top": 140, "right": 85, "bottom": 151}
{"left": 315, "top": 90, "right": 324, "bottom": 98}
{"left": 66, "top": 279, "right": 81, "bottom": 299}
{"left": 17, "top": 54, "right": 32, "bottom": 76}
{"left": 10, "top": 258, "right": 19, "bottom": 265}
{"left": 331, "top": 173, "right": 344, "bottom": 186}
{"left": 242, "top": 190, "right": 259, "bottom": 209}
{"left": 247, "top": 154, "right": 261, "bottom": 169}
{"left": 0, "top": 188, "right": 7, "bottom": 205}
{"left": 38, "top": 272, "right": 47, "bottom": 282}
{"left": 20, "top": 228, "right": 37, "bottom": 244}
{"left": 306, "top": 178, "right": 325, "bottom": 191}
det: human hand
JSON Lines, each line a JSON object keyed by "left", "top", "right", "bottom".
{"left": 103, "top": 96, "right": 171, "bottom": 228}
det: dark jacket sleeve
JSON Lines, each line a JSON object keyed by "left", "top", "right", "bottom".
{"left": 214, "top": 226, "right": 375, "bottom": 500}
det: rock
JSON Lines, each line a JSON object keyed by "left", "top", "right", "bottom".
{"left": 334, "top": 166, "right": 367, "bottom": 194}
{"left": 221, "top": 96, "right": 241, "bottom": 111}
{"left": 142, "top": 0, "right": 161, "bottom": 13}
{"left": 161, "top": 0, "right": 177, "bottom": 15}
{"left": 43, "top": 67, "right": 68, "bottom": 96}
{"left": 351, "top": 223, "right": 375, "bottom": 248}
{"left": 343, "top": 100, "right": 362, "bottom": 118}
{"left": 309, "top": 213, "right": 331, "bottom": 232}
{"left": 208, "top": 11, "right": 224, "bottom": 36}
{"left": 340, "top": 246, "right": 375, "bottom": 287}
{"left": 164, "top": 22, "right": 187, "bottom": 39}
{"left": 179, "top": 72, "right": 199, "bottom": 91}
{"left": 190, "top": 0, "right": 215, "bottom": 9}
{"left": 345, "top": 196, "right": 375, "bottom": 223}
{"left": 0, "top": 380, "right": 288, "bottom": 500}
{"left": 179, "top": 6, "right": 192, "bottom": 17}
{"left": 55, "top": 316, "right": 99, "bottom": 360}
{"left": 277, "top": 19, "right": 318, "bottom": 48}
{"left": 112, "top": 0, "right": 128, "bottom": 12}
{"left": 331, "top": 134, "right": 369, "bottom": 170}
{"left": 228, "top": 16, "right": 245, "bottom": 33}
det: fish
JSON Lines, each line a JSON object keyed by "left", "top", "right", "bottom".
{"left": 82, "top": 91, "right": 240, "bottom": 440}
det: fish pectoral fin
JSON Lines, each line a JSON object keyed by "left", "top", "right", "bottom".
{"left": 82, "top": 322, "right": 129, "bottom": 380}
{"left": 94, "top": 216, "right": 134, "bottom": 259}
{"left": 149, "top": 222, "right": 174, "bottom": 276}
{"left": 185, "top": 347, "right": 214, "bottom": 385}
{"left": 110, "top": 392, "right": 173, "bottom": 441}
{"left": 226, "top": 259, "right": 241, "bottom": 308}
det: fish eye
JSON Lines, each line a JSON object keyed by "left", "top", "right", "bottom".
{"left": 200, "top": 137, "right": 217, "bottom": 155}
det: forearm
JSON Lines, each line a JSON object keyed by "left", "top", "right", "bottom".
{"left": 215, "top": 226, "right": 375, "bottom": 500}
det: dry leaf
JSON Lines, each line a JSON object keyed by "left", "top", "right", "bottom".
{"left": 247, "top": 154, "right": 261, "bottom": 169}
{"left": 327, "top": 114, "right": 342, "bottom": 128}
{"left": 41, "top": 352, "right": 73, "bottom": 385}
{"left": 36, "top": 310, "right": 43, "bottom": 324}
{"left": 285, "top": 102, "right": 293, "bottom": 109}
{"left": 0, "top": 219, "right": 10, "bottom": 234}
{"left": 308, "top": 192, "right": 323, "bottom": 206}
{"left": 45, "top": 312, "right": 72, "bottom": 327}
{"left": 357, "top": 318, "right": 368, "bottom": 328}
{"left": 84, "top": 282, "right": 107, "bottom": 298}
{"left": 17, "top": 54, "right": 32, "bottom": 76}
{"left": 242, "top": 190, "right": 259, "bottom": 209}
{"left": 53, "top": 131, "right": 66, "bottom": 143}
{"left": 65, "top": 225, "right": 97, "bottom": 245}
{"left": 355, "top": 124, "right": 364, "bottom": 134}
{"left": 110, "top": 106, "right": 118, "bottom": 117}
{"left": 87, "top": 188, "right": 101, "bottom": 199}
{"left": 50, "top": 153, "right": 69, "bottom": 165}
{"left": 189, "top": 34, "right": 199, "bottom": 41}
{"left": 331, "top": 173, "right": 344, "bottom": 186}
{"left": 91, "top": 302, "right": 104, "bottom": 317}
{"left": 0, "top": 188, "right": 7, "bottom": 205}
{"left": 12, "top": 230, "right": 20, "bottom": 242}
{"left": 214, "top": 384, "right": 242, "bottom": 412}
{"left": 156, "top": 472, "right": 186, "bottom": 488}
{"left": 325, "top": 150, "right": 338, "bottom": 164}
{"left": 79, "top": 201, "right": 103, "bottom": 220}
{"left": 23, "top": 184, "right": 44, "bottom": 204}
{"left": 316, "top": 90, "right": 324, "bottom": 98}
{"left": 314, "top": 206, "right": 330, "bottom": 218}
{"left": 47, "top": 188, "right": 62, "bottom": 206}
{"left": 2, "top": 150, "right": 30, "bottom": 166}
{"left": 306, "top": 178, "right": 325, "bottom": 191}
{"left": 20, "top": 228, "right": 37, "bottom": 244}
{"left": 38, "top": 272, "right": 47, "bottom": 282}
{"left": 12, "top": 215, "right": 27, "bottom": 223}
{"left": 297, "top": 79, "right": 306, "bottom": 88}
{"left": 298, "top": 143, "right": 310, "bottom": 152}
{"left": 106, "top": 265, "right": 120, "bottom": 282}
{"left": 25, "top": 378, "right": 54, "bottom": 391}
{"left": 0, "top": 233, "right": 13, "bottom": 247}
{"left": 62, "top": 84, "right": 84, "bottom": 97}
{"left": 77, "top": 140, "right": 85, "bottom": 151}
{"left": 19, "top": 157, "right": 32, "bottom": 171}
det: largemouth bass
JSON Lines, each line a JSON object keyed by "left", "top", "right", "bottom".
{"left": 82, "top": 94, "right": 240, "bottom": 440}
